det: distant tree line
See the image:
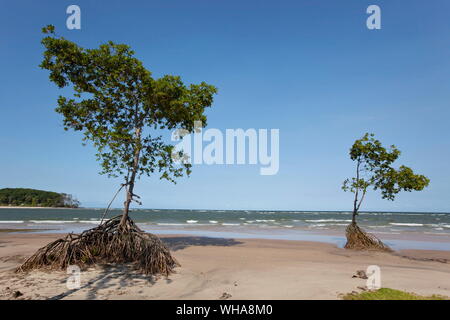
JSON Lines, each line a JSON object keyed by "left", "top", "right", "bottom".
{"left": 0, "top": 188, "right": 80, "bottom": 208}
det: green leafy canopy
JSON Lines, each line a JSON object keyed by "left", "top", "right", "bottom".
{"left": 40, "top": 25, "right": 217, "bottom": 183}
{"left": 343, "top": 133, "right": 430, "bottom": 214}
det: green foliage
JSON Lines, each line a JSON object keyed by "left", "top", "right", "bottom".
{"left": 343, "top": 133, "right": 429, "bottom": 216}
{"left": 41, "top": 24, "right": 55, "bottom": 34}
{"left": 0, "top": 188, "right": 80, "bottom": 208}
{"left": 39, "top": 25, "right": 217, "bottom": 184}
{"left": 342, "top": 288, "right": 448, "bottom": 300}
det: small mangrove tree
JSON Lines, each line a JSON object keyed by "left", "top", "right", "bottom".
{"left": 342, "top": 133, "right": 429, "bottom": 251}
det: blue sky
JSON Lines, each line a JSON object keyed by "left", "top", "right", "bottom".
{"left": 1, "top": 0, "right": 450, "bottom": 211}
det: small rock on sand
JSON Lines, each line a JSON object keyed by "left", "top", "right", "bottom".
{"left": 352, "top": 270, "right": 368, "bottom": 279}
{"left": 220, "top": 292, "right": 232, "bottom": 300}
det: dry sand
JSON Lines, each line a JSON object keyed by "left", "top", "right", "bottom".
{"left": 0, "top": 232, "right": 449, "bottom": 300}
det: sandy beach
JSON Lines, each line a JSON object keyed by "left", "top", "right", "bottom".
{"left": 0, "top": 232, "right": 449, "bottom": 300}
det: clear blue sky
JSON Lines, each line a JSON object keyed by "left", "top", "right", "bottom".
{"left": 1, "top": 0, "right": 450, "bottom": 211}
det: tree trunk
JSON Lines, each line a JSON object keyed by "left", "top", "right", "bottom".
{"left": 352, "top": 192, "right": 359, "bottom": 224}
{"left": 121, "top": 176, "right": 136, "bottom": 227}
{"left": 352, "top": 209, "right": 357, "bottom": 224}
{"left": 352, "top": 159, "right": 360, "bottom": 224}
{"left": 120, "top": 127, "right": 142, "bottom": 227}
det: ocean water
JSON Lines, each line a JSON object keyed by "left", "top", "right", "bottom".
{"left": 1, "top": 208, "right": 450, "bottom": 250}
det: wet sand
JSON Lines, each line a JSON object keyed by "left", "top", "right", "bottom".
{"left": 0, "top": 233, "right": 450, "bottom": 300}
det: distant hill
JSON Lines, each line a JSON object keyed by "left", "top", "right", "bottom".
{"left": 0, "top": 188, "right": 80, "bottom": 208}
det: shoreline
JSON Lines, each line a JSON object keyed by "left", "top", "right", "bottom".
{"left": 1, "top": 224, "right": 450, "bottom": 251}
{"left": 2, "top": 231, "right": 450, "bottom": 257}
{"left": 4, "top": 224, "right": 450, "bottom": 251}
{"left": 1, "top": 207, "right": 450, "bottom": 251}
{"left": 3, "top": 231, "right": 450, "bottom": 256}
{"left": 1, "top": 233, "right": 449, "bottom": 299}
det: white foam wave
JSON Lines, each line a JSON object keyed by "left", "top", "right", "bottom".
{"left": 29, "top": 220, "right": 77, "bottom": 224}
{"left": 373, "top": 231, "right": 401, "bottom": 235}
{"left": 309, "top": 224, "right": 327, "bottom": 227}
{"left": 389, "top": 223, "right": 423, "bottom": 227}
{"left": 305, "top": 219, "right": 351, "bottom": 223}
{"left": 0, "top": 220, "right": 25, "bottom": 223}
{"left": 78, "top": 220, "right": 103, "bottom": 224}
{"left": 427, "top": 224, "right": 450, "bottom": 229}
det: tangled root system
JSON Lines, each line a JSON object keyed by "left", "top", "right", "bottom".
{"left": 16, "top": 215, "right": 179, "bottom": 275}
{"left": 345, "top": 222, "right": 392, "bottom": 252}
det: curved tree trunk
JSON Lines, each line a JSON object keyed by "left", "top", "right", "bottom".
{"left": 120, "top": 127, "right": 141, "bottom": 227}
{"left": 121, "top": 178, "right": 135, "bottom": 227}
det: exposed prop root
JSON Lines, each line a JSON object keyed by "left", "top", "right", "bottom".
{"left": 16, "top": 215, "right": 179, "bottom": 275}
{"left": 345, "top": 222, "right": 392, "bottom": 252}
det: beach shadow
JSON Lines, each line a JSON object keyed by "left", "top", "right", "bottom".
{"left": 49, "top": 264, "right": 155, "bottom": 300}
{"left": 48, "top": 237, "right": 242, "bottom": 299}
{"left": 162, "top": 236, "right": 243, "bottom": 251}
